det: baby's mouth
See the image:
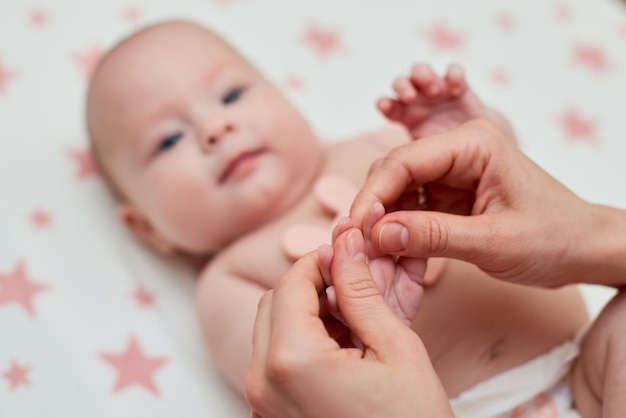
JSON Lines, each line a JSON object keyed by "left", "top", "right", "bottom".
{"left": 219, "top": 148, "right": 267, "bottom": 184}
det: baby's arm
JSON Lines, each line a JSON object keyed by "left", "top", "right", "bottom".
{"left": 196, "top": 263, "right": 267, "bottom": 395}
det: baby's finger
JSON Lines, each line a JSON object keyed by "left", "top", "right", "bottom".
{"left": 397, "top": 256, "right": 428, "bottom": 285}
{"left": 332, "top": 216, "right": 353, "bottom": 243}
{"left": 376, "top": 97, "right": 394, "bottom": 115}
{"left": 377, "top": 97, "right": 406, "bottom": 123}
{"left": 410, "top": 63, "right": 444, "bottom": 97}
{"left": 363, "top": 202, "right": 385, "bottom": 257}
{"left": 317, "top": 244, "right": 334, "bottom": 286}
{"left": 445, "top": 63, "right": 467, "bottom": 97}
{"left": 393, "top": 76, "right": 417, "bottom": 103}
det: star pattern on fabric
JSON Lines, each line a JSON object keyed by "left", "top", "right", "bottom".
{"left": 0, "top": 60, "right": 18, "bottom": 94}
{"left": 554, "top": 4, "right": 572, "bottom": 22}
{"left": 30, "top": 209, "right": 53, "bottom": 230}
{"left": 29, "top": 10, "right": 49, "bottom": 27}
{"left": 73, "top": 46, "right": 104, "bottom": 81}
{"left": 100, "top": 336, "right": 169, "bottom": 396}
{"left": 424, "top": 23, "right": 464, "bottom": 51}
{"left": 574, "top": 44, "right": 609, "bottom": 74}
{"left": 3, "top": 360, "right": 31, "bottom": 391}
{"left": 301, "top": 24, "right": 344, "bottom": 57}
{"left": 132, "top": 285, "right": 156, "bottom": 308}
{"left": 490, "top": 69, "right": 511, "bottom": 86}
{"left": 284, "top": 74, "right": 305, "bottom": 92}
{"left": 557, "top": 110, "right": 597, "bottom": 143}
{"left": 495, "top": 13, "right": 515, "bottom": 31}
{"left": 0, "top": 262, "right": 50, "bottom": 317}
{"left": 123, "top": 7, "right": 142, "bottom": 22}
{"left": 67, "top": 148, "right": 101, "bottom": 179}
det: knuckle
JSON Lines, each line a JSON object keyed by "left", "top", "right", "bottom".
{"left": 344, "top": 276, "right": 381, "bottom": 300}
{"left": 423, "top": 215, "right": 450, "bottom": 254}
{"left": 266, "top": 346, "right": 307, "bottom": 386}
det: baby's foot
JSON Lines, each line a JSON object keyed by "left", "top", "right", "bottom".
{"left": 378, "top": 63, "right": 491, "bottom": 139}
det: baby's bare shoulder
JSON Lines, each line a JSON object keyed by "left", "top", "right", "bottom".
{"left": 199, "top": 231, "right": 291, "bottom": 291}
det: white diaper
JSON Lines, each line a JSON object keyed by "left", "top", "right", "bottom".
{"left": 450, "top": 330, "right": 586, "bottom": 418}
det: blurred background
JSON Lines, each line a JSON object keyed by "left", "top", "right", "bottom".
{"left": 1, "top": 0, "right": 625, "bottom": 416}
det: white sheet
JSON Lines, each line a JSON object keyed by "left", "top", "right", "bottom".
{"left": 1, "top": 0, "right": 625, "bottom": 416}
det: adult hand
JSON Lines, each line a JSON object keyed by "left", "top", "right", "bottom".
{"left": 351, "top": 118, "right": 625, "bottom": 288}
{"left": 245, "top": 228, "right": 452, "bottom": 418}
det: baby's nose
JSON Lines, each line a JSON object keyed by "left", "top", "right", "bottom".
{"left": 201, "top": 122, "right": 235, "bottom": 153}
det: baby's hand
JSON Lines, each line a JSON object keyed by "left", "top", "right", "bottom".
{"left": 324, "top": 212, "right": 427, "bottom": 327}
{"left": 377, "top": 63, "right": 488, "bottom": 139}
{"left": 361, "top": 204, "right": 427, "bottom": 325}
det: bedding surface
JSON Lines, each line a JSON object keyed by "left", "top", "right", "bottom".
{"left": 1, "top": 0, "right": 625, "bottom": 416}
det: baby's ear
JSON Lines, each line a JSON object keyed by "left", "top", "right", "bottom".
{"left": 117, "top": 203, "right": 175, "bottom": 255}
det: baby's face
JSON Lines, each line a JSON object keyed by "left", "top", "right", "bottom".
{"left": 88, "top": 22, "right": 322, "bottom": 254}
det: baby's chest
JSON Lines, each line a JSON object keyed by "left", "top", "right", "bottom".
{"left": 229, "top": 138, "right": 391, "bottom": 288}
{"left": 232, "top": 174, "right": 361, "bottom": 288}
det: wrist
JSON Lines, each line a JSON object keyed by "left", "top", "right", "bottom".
{"left": 577, "top": 203, "right": 626, "bottom": 288}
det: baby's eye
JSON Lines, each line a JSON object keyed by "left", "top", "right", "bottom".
{"left": 158, "top": 133, "right": 182, "bottom": 152}
{"left": 222, "top": 87, "right": 243, "bottom": 105}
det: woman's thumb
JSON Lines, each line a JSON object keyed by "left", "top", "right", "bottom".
{"left": 330, "top": 228, "right": 409, "bottom": 357}
{"left": 373, "top": 211, "right": 496, "bottom": 263}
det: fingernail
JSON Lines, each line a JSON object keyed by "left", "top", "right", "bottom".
{"left": 379, "top": 223, "right": 409, "bottom": 252}
{"left": 347, "top": 229, "right": 366, "bottom": 262}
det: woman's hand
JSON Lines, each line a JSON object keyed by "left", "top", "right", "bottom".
{"left": 245, "top": 228, "right": 452, "bottom": 418}
{"left": 350, "top": 118, "right": 619, "bottom": 287}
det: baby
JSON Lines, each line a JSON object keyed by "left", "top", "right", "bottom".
{"left": 87, "top": 20, "right": 590, "bottom": 417}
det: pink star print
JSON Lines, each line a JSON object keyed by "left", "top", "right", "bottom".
{"left": 554, "top": 4, "right": 572, "bottom": 22}
{"left": 557, "top": 110, "right": 596, "bottom": 143}
{"left": 73, "top": 46, "right": 104, "bottom": 81}
{"left": 3, "top": 360, "right": 31, "bottom": 391}
{"left": 490, "top": 69, "right": 511, "bottom": 86}
{"left": 67, "top": 148, "right": 101, "bottom": 179}
{"left": 0, "top": 262, "right": 50, "bottom": 317}
{"left": 302, "top": 25, "right": 343, "bottom": 57}
{"left": 495, "top": 13, "right": 515, "bottom": 31}
{"left": 29, "top": 10, "right": 49, "bottom": 27}
{"left": 30, "top": 209, "right": 53, "bottom": 229}
{"left": 574, "top": 44, "right": 609, "bottom": 74}
{"left": 123, "top": 7, "right": 142, "bottom": 22}
{"left": 0, "top": 61, "right": 18, "bottom": 94}
{"left": 284, "top": 74, "right": 305, "bottom": 92}
{"left": 100, "top": 336, "right": 169, "bottom": 396}
{"left": 425, "top": 23, "right": 464, "bottom": 51}
{"left": 132, "top": 286, "right": 155, "bottom": 308}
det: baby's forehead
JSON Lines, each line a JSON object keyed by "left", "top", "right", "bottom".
{"left": 88, "top": 21, "right": 231, "bottom": 116}
{"left": 105, "top": 21, "right": 226, "bottom": 70}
